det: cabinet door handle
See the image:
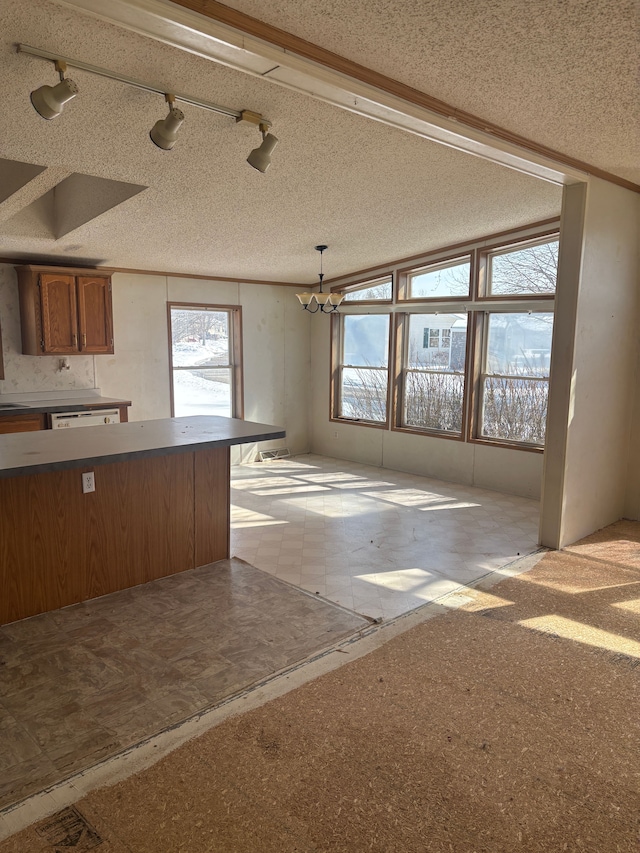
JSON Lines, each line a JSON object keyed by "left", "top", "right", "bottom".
{"left": 82, "top": 333, "right": 87, "bottom": 348}
{"left": 73, "top": 333, "right": 77, "bottom": 348}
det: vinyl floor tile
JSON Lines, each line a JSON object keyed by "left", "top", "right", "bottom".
{"left": 0, "top": 555, "right": 368, "bottom": 812}
{"left": 0, "top": 755, "right": 60, "bottom": 808}
{"left": 0, "top": 716, "right": 41, "bottom": 772}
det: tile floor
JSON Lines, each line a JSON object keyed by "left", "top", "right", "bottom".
{"left": 0, "top": 453, "right": 540, "bottom": 818}
{"left": 0, "top": 559, "right": 368, "bottom": 811}
{"left": 231, "top": 454, "right": 541, "bottom": 621}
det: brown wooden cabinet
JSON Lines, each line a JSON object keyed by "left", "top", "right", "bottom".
{"left": 16, "top": 265, "right": 114, "bottom": 355}
{"left": 0, "top": 413, "right": 46, "bottom": 434}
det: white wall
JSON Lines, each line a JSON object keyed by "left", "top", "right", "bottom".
{"left": 625, "top": 363, "right": 640, "bottom": 518}
{"left": 0, "top": 265, "right": 311, "bottom": 461}
{"left": 541, "top": 179, "right": 640, "bottom": 547}
{"left": 96, "top": 272, "right": 173, "bottom": 420}
{"left": 99, "top": 273, "right": 311, "bottom": 461}
{"left": 309, "top": 310, "right": 544, "bottom": 499}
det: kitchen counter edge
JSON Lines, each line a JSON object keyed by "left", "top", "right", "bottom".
{"left": 0, "top": 396, "right": 132, "bottom": 416}
{"left": 0, "top": 415, "right": 286, "bottom": 479}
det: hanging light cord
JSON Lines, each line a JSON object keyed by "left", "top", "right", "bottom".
{"left": 317, "top": 245, "right": 325, "bottom": 293}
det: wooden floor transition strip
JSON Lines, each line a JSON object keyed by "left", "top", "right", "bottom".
{"left": 1, "top": 529, "right": 638, "bottom": 852}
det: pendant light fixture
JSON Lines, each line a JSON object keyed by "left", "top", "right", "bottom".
{"left": 296, "top": 245, "right": 344, "bottom": 313}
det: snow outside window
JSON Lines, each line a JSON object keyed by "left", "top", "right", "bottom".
{"left": 338, "top": 314, "right": 390, "bottom": 423}
{"left": 169, "top": 305, "right": 242, "bottom": 419}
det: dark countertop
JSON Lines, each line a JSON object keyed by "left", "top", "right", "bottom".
{"left": 0, "top": 396, "right": 132, "bottom": 416}
{"left": 0, "top": 416, "right": 286, "bottom": 478}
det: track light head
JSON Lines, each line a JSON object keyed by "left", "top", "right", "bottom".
{"left": 19, "top": 48, "right": 278, "bottom": 161}
{"left": 247, "top": 131, "right": 279, "bottom": 173}
{"left": 150, "top": 105, "right": 185, "bottom": 150}
{"left": 30, "top": 77, "right": 79, "bottom": 120}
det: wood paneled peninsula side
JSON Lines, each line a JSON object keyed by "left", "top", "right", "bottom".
{"left": 0, "top": 416, "right": 285, "bottom": 625}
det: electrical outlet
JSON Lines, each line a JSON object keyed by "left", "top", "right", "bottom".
{"left": 333, "top": 431, "right": 339, "bottom": 439}
{"left": 82, "top": 472, "right": 95, "bottom": 494}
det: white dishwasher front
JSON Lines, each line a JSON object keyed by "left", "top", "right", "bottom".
{"left": 50, "top": 408, "right": 121, "bottom": 429}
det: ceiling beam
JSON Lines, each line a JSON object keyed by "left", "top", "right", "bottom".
{"left": 55, "top": 0, "right": 639, "bottom": 193}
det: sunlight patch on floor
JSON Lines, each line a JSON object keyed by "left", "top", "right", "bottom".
{"left": 251, "top": 484, "right": 331, "bottom": 496}
{"left": 441, "top": 589, "right": 515, "bottom": 612}
{"left": 516, "top": 574, "right": 640, "bottom": 594}
{"left": 519, "top": 615, "right": 640, "bottom": 658}
{"left": 610, "top": 598, "right": 640, "bottom": 614}
{"left": 362, "top": 488, "right": 480, "bottom": 510}
{"left": 355, "top": 568, "right": 462, "bottom": 599}
{"left": 230, "top": 509, "right": 289, "bottom": 530}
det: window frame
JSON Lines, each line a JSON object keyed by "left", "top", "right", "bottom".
{"left": 397, "top": 252, "right": 473, "bottom": 302}
{"left": 330, "top": 312, "right": 392, "bottom": 429}
{"left": 476, "top": 231, "right": 560, "bottom": 303}
{"left": 392, "top": 311, "right": 471, "bottom": 440}
{"left": 167, "top": 301, "right": 244, "bottom": 420}
{"left": 330, "top": 273, "right": 393, "bottom": 305}
{"left": 329, "top": 222, "right": 559, "bottom": 452}
{"left": 470, "top": 309, "right": 553, "bottom": 451}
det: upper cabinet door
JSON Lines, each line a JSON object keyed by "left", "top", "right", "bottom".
{"left": 77, "top": 276, "right": 114, "bottom": 354}
{"left": 39, "top": 274, "right": 78, "bottom": 353}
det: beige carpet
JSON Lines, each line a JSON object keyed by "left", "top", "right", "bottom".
{"left": 2, "top": 523, "right": 639, "bottom": 852}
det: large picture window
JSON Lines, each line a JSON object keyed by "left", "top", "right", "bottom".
{"left": 479, "top": 312, "right": 553, "bottom": 445}
{"left": 330, "top": 227, "right": 558, "bottom": 450}
{"left": 402, "top": 313, "right": 468, "bottom": 435}
{"left": 168, "top": 303, "right": 243, "bottom": 419}
{"left": 334, "top": 314, "right": 390, "bottom": 424}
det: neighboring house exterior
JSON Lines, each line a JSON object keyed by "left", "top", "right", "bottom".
{"left": 408, "top": 315, "right": 468, "bottom": 372}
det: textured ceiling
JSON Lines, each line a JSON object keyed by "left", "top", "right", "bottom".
{"left": 0, "top": 0, "right": 563, "bottom": 282}
{"left": 219, "top": 0, "right": 640, "bottom": 186}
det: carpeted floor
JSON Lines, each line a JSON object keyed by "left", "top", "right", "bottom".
{"left": 2, "top": 521, "right": 639, "bottom": 852}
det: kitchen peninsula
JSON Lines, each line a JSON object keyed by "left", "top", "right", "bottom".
{"left": 0, "top": 416, "right": 285, "bottom": 625}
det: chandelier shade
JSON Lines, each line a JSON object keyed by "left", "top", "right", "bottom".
{"left": 296, "top": 245, "right": 344, "bottom": 314}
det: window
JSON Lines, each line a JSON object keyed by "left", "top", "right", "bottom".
{"left": 401, "top": 314, "right": 468, "bottom": 435}
{"left": 338, "top": 276, "right": 393, "bottom": 303}
{"left": 423, "top": 327, "right": 452, "bottom": 349}
{"left": 404, "top": 256, "right": 471, "bottom": 300}
{"left": 479, "top": 312, "right": 553, "bottom": 446}
{"left": 485, "top": 238, "right": 558, "bottom": 297}
{"left": 168, "top": 303, "right": 243, "bottom": 419}
{"left": 334, "top": 314, "right": 390, "bottom": 424}
{"left": 330, "top": 226, "right": 558, "bottom": 450}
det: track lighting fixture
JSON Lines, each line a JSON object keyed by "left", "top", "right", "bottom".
{"left": 18, "top": 44, "right": 278, "bottom": 169}
{"left": 237, "top": 111, "right": 279, "bottom": 173}
{"left": 247, "top": 127, "right": 279, "bottom": 173}
{"left": 150, "top": 94, "right": 185, "bottom": 150}
{"left": 296, "top": 246, "right": 344, "bottom": 314}
{"left": 30, "top": 59, "right": 78, "bottom": 120}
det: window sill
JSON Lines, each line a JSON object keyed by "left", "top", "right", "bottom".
{"left": 330, "top": 416, "right": 389, "bottom": 431}
{"left": 468, "top": 437, "right": 544, "bottom": 454}
{"left": 391, "top": 424, "right": 464, "bottom": 442}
